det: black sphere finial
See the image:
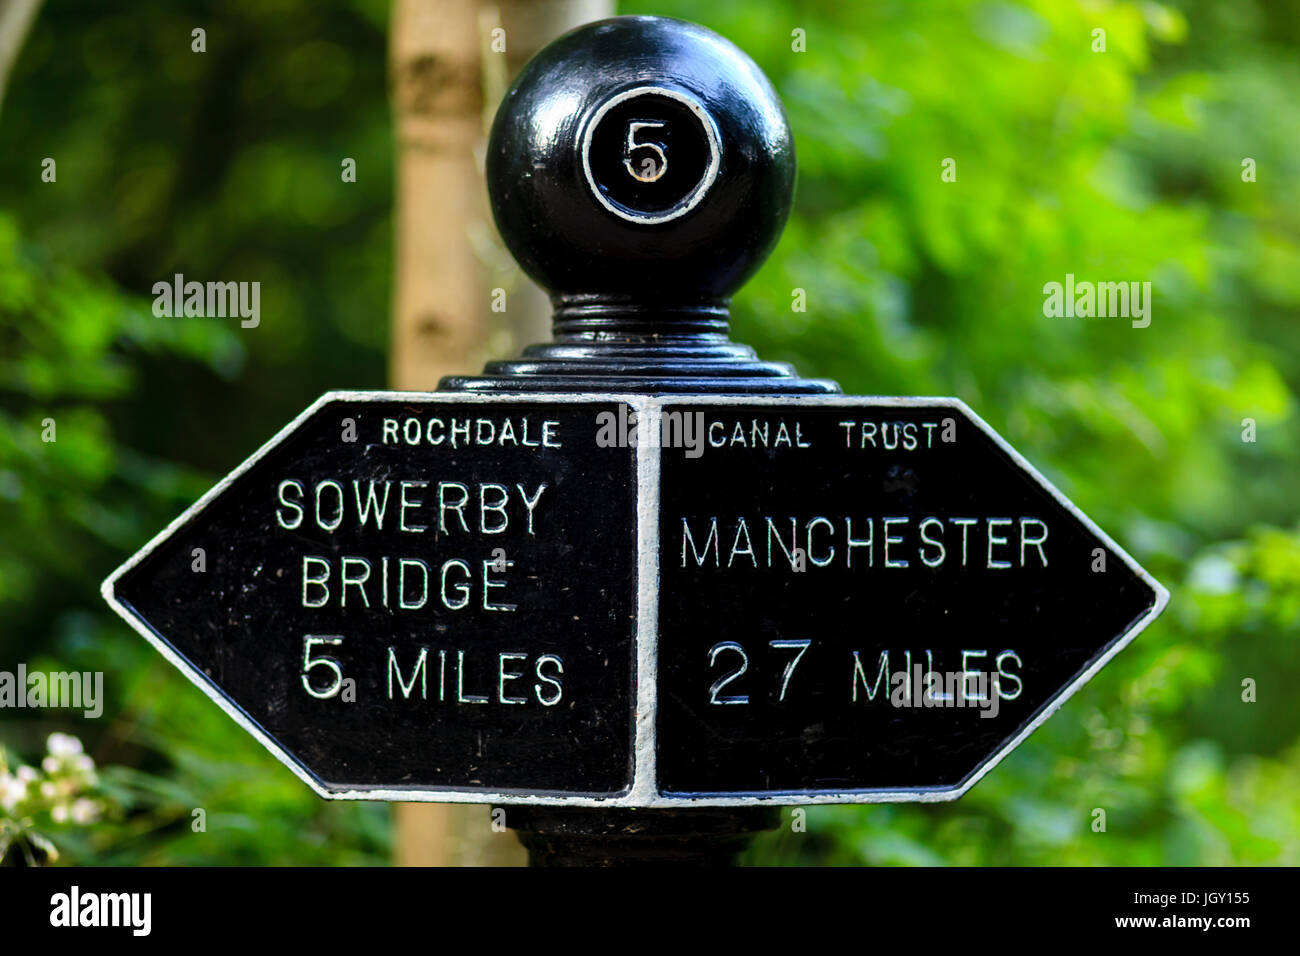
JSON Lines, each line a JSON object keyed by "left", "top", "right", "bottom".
{"left": 443, "top": 16, "right": 837, "bottom": 395}
{"left": 487, "top": 16, "right": 795, "bottom": 320}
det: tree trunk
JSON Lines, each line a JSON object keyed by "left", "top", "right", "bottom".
{"left": 0, "top": 0, "right": 43, "bottom": 117}
{"left": 387, "top": 0, "right": 612, "bottom": 867}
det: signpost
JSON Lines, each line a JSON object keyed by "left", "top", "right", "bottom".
{"left": 653, "top": 397, "right": 1164, "bottom": 800}
{"left": 104, "top": 16, "right": 1167, "bottom": 863}
{"left": 106, "top": 395, "right": 640, "bottom": 800}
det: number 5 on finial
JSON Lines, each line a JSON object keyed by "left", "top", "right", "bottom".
{"left": 624, "top": 121, "right": 668, "bottom": 182}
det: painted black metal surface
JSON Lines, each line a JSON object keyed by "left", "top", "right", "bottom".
{"left": 442, "top": 16, "right": 836, "bottom": 396}
{"left": 103, "top": 16, "right": 1168, "bottom": 865}
{"left": 655, "top": 399, "right": 1163, "bottom": 797}
{"left": 104, "top": 392, "right": 1165, "bottom": 805}
{"left": 106, "top": 397, "right": 637, "bottom": 797}
{"left": 485, "top": 16, "right": 792, "bottom": 307}
{"left": 507, "top": 806, "right": 781, "bottom": 867}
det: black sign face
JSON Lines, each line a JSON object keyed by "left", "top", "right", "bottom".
{"left": 654, "top": 398, "right": 1166, "bottom": 801}
{"left": 105, "top": 394, "right": 638, "bottom": 800}
{"left": 105, "top": 392, "right": 1165, "bottom": 805}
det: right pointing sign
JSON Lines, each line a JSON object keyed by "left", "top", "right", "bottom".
{"left": 652, "top": 396, "right": 1167, "bottom": 803}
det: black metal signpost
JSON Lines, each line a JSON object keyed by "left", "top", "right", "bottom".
{"left": 103, "top": 16, "right": 1167, "bottom": 865}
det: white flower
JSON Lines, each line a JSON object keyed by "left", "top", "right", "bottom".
{"left": 70, "top": 798, "right": 98, "bottom": 825}
{"left": 75, "top": 754, "right": 95, "bottom": 773}
{"left": 51, "top": 804, "right": 69, "bottom": 823}
{"left": 47, "top": 733, "right": 83, "bottom": 758}
{"left": 40, "top": 781, "right": 56, "bottom": 800}
{"left": 42, "top": 756, "right": 59, "bottom": 774}
{"left": 15, "top": 766, "right": 36, "bottom": 783}
{"left": 0, "top": 772, "right": 26, "bottom": 813}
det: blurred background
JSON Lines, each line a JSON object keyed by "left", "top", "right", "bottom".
{"left": 1, "top": 0, "right": 1298, "bottom": 866}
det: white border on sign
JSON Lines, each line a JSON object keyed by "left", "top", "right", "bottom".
{"left": 628, "top": 401, "right": 663, "bottom": 806}
{"left": 102, "top": 391, "right": 651, "bottom": 807}
{"left": 579, "top": 85, "right": 723, "bottom": 226}
{"left": 101, "top": 390, "right": 1169, "bottom": 808}
{"left": 640, "top": 393, "right": 1170, "bottom": 806}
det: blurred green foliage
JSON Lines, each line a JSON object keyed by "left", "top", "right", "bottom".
{"left": 1, "top": 0, "right": 1298, "bottom": 865}
{"left": 0, "top": 0, "right": 394, "bottom": 865}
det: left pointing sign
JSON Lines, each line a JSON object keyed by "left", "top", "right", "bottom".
{"left": 102, "top": 393, "right": 638, "bottom": 802}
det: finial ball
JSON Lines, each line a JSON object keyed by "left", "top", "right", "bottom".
{"left": 486, "top": 16, "right": 795, "bottom": 306}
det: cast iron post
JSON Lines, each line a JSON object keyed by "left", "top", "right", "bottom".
{"left": 102, "top": 14, "right": 1166, "bottom": 871}
{"left": 440, "top": 15, "right": 834, "bottom": 864}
